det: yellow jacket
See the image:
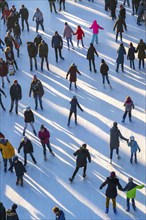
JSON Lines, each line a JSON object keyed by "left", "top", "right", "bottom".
{"left": 0, "top": 140, "right": 15, "bottom": 159}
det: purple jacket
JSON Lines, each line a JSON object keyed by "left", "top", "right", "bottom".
{"left": 38, "top": 128, "right": 50, "bottom": 145}
{"left": 63, "top": 24, "right": 74, "bottom": 38}
{"left": 89, "top": 20, "right": 104, "bottom": 34}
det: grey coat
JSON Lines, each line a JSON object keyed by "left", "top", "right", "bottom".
{"left": 110, "top": 126, "right": 128, "bottom": 150}
{"left": 116, "top": 46, "right": 126, "bottom": 64}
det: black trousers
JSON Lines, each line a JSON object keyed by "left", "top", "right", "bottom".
{"left": 30, "top": 57, "right": 37, "bottom": 70}
{"left": 41, "top": 56, "right": 49, "bottom": 70}
{"left": 24, "top": 152, "right": 36, "bottom": 165}
{"left": 68, "top": 111, "right": 77, "bottom": 124}
{"left": 110, "top": 148, "right": 119, "bottom": 159}
{"left": 54, "top": 47, "right": 62, "bottom": 61}
{"left": 89, "top": 59, "right": 96, "bottom": 71}
{"left": 59, "top": 0, "right": 65, "bottom": 10}
{"left": 10, "top": 99, "right": 19, "bottom": 112}
{"left": 116, "top": 31, "right": 122, "bottom": 41}
{"left": 49, "top": 2, "right": 57, "bottom": 12}
{"left": 127, "top": 198, "right": 135, "bottom": 211}
{"left": 42, "top": 142, "right": 52, "bottom": 156}
{"left": 21, "top": 18, "right": 29, "bottom": 30}
{"left": 71, "top": 165, "right": 87, "bottom": 179}
{"left": 123, "top": 110, "right": 131, "bottom": 121}
{"left": 102, "top": 75, "right": 110, "bottom": 85}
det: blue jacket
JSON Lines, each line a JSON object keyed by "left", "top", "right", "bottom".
{"left": 128, "top": 140, "right": 140, "bottom": 153}
{"left": 56, "top": 210, "right": 65, "bottom": 220}
{"left": 116, "top": 46, "right": 126, "bottom": 64}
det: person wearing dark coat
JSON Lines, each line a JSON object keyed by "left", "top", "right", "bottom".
{"left": 27, "top": 42, "right": 38, "bottom": 71}
{"left": 19, "top": 5, "right": 29, "bottom": 31}
{"left": 136, "top": 39, "right": 146, "bottom": 69}
{"left": 18, "top": 136, "right": 37, "bottom": 166}
{"left": 23, "top": 106, "right": 37, "bottom": 136}
{"left": 110, "top": 122, "right": 128, "bottom": 163}
{"left": 0, "top": 202, "right": 6, "bottom": 220}
{"left": 13, "top": 22, "right": 21, "bottom": 38}
{"left": 48, "top": 0, "right": 57, "bottom": 13}
{"left": 122, "top": 96, "right": 134, "bottom": 123}
{"left": 29, "top": 75, "right": 44, "bottom": 110}
{"left": 52, "top": 206, "right": 65, "bottom": 220}
{"left": 67, "top": 96, "right": 83, "bottom": 126}
{"left": 9, "top": 80, "right": 22, "bottom": 114}
{"left": 119, "top": 5, "right": 126, "bottom": 21}
{"left": 0, "top": 87, "right": 6, "bottom": 110}
{"left": 66, "top": 63, "right": 81, "bottom": 90}
{"left": 0, "top": 57, "right": 10, "bottom": 88}
{"left": 4, "top": 46, "right": 18, "bottom": 71}
{"left": 5, "top": 32, "right": 15, "bottom": 52}
{"left": 7, "top": 12, "right": 16, "bottom": 32}
{"left": 110, "top": 0, "right": 117, "bottom": 20}
{"left": 9, "top": 156, "right": 26, "bottom": 186}
{"left": 99, "top": 171, "right": 122, "bottom": 214}
{"left": 116, "top": 43, "right": 126, "bottom": 72}
{"left": 34, "top": 34, "right": 42, "bottom": 52}
{"left": 113, "top": 16, "right": 127, "bottom": 42}
{"left": 69, "top": 144, "right": 91, "bottom": 182}
{"left": 87, "top": 43, "right": 99, "bottom": 73}
{"left": 100, "top": 59, "right": 112, "bottom": 88}
{"left": 6, "top": 204, "right": 19, "bottom": 220}
{"left": 38, "top": 40, "right": 49, "bottom": 71}
{"left": 51, "top": 31, "right": 64, "bottom": 62}
{"left": 127, "top": 43, "right": 136, "bottom": 69}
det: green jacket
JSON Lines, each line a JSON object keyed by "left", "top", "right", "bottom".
{"left": 122, "top": 182, "right": 144, "bottom": 198}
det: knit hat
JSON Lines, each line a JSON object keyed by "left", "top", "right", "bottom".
{"left": 14, "top": 80, "right": 18, "bottom": 83}
{"left": 128, "top": 177, "right": 133, "bottom": 182}
{"left": 0, "top": 138, "right": 7, "bottom": 145}
{"left": 13, "top": 156, "right": 18, "bottom": 162}
{"left": 41, "top": 124, "right": 45, "bottom": 129}
{"left": 113, "top": 122, "right": 117, "bottom": 127}
{"left": 73, "top": 96, "right": 76, "bottom": 99}
{"left": 12, "top": 204, "right": 17, "bottom": 210}
{"left": 26, "top": 106, "right": 31, "bottom": 111}
{"left": 33, "top": 75, "right": 37, "bottom": 80}
{"left": 23, "top": 136, "right": 27, "bottom": 141}
{"left": 130, "top": 136, "right": 134, "bottom": 141}
{"left": 82, "top": 143, "right": 87, "bottom": 148}
{"left": 110, "top": 171, "right": 116, "bottom": 178}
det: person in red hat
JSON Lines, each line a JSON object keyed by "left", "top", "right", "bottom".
{"left": 100, "top": 171, "right": 122, "bottom": 214}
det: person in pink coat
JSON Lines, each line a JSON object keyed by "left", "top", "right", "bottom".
{"left": 73, "top": 25, "right": 85, "bottom": 47}
{"left": 38, "top": 124, "right": 55, "bottom": 160}
{"left": 89, "top": 20, "right": 104, "bottom": 44}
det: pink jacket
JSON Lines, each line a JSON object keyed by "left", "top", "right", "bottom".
{"left": 38, "top": 128, "right": 50, "bottom": 145}
{"left": 89, "top": 20, "right": 104, "bottom": 34}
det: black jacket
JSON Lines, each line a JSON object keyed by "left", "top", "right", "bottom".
{"left": 100, "top": 176, "right": 122, "bottom": 198}
{"left": 9, "top": 160, "right": 26, "bottom": 177}
{"left": 74, "top": 147, "right": 91, "bottom": 167}
{"left": 52, "top": 34, "right": 63, "bottom": 48}
{"left": 19, "top": 7, "right": 29, "bottom": 19}
{"left": 10, "top": 84, "right": 22, "bottom": 100}
{"left": 18, "top": 139, "right": 33, "bottom": 154}
{"left": 127, "top": 46, "right": 136, "bottom": 60}
{"left": 6, "top": 209, "right": 19, "bottom": 220}
{"left": 70, "top": 98, "right": 83, "bottom": 113}
{"left": 113, "top": 18, "right": 126, "bottom": 32}
{"left": 0, "top": 202, "right": 6, "bottom": 220}
{"left": 87, "top": 46, "right": 98, "bottom": 59}
{"left": 24, "top": 110, "right": 34, "bottom": 123}
{"left": 100, "top": 63, "right": 109, "bottom": 75}
{"left": 27, "top": 42, "right": 37, "bottom": 58}
{"left": 119, "top": 7, "right": 126, "bottom": 19}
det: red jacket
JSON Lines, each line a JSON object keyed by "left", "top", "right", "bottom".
{"left": 38, "top": 128, "right": 50, "bottom": 144}
{"left": 74, "top": 26, "right": 85, "bottom": 40}
{"left": 2, "top": 9, "right": 11, "bottom": 19}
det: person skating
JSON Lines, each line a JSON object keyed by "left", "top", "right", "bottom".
{"left": 127, "top": 43, "right": 136, "bottom": 69}
{"left": 73, "top": 25, "right": 85, "bottom": 47}
{"left": 127, "top": 136, "right": 140, "bottom": 164}
{"left": 87, "top": 43, "right": 99, "bottom": 73}
{"left": 51, "top": 31, "right": 64, "bottom": 62}
{"left": 89, "top": 20, "right": 104, "bottom": 44}
{"left": 0, "top": 88, "right": 6, "bottom": 110}
{"left": 63, "top": 22, "right": 74, "bottom": 50}
{"left": 22, "top": 106, "right": 37, "bottom": 136}
{"left": 52, "top": 206, "right": 65, "bottom": 220}
{"left": 116, "top": 43, "right": 126, "bottom": 72}
{"left": 4, "top": 31, "right": 15, "bottom": 52}
{"left": 69, "top": 144, "right": 91, "bottom": 182}
{"left": 66, "top": 63, "right": 81, "bottom": 90}
{"left": 0, "top": 202, "right": 6, "bottom": 220}
{"left": 32, "top": 8, "right": 44, "bottom": 32}
{"left": 122, "top": 96, "right": 134, "bottom": 123}
{"left": 19, "top": 4, "right": 29, "bottom": 31}
{"left": 38, "top": 124, "right": 55, "bottom": 161}
{"left": 27, "top": 42, "right": 38, "bottom": 71}
{"left": 9, "top": 156, "right": 27, "bottom": 186}
{"left": 9, "top": 80, "right": 22, "bottom": 114}
{"left": 18, "top": 136, "right": 37, "bottom": 166}
{"left": 110, "top": 122, "right": 128, "bottom": 164}
{"left": 29, "top": 75, "right": 44, "bottom": 110}
{"left": 38, "top": 40, "right": 49, "bottom": 71}
{"left": 99, "top": 171, "right": 122, "bottom": 214}
{"left": 113, "top": 16, "right": 127, "bottom": 42}
{"left": 136, "top": 39, "right": 146, "bottom": 69}
{"left": 0, "top": 138, "right": 15, "bottom": 172}
{"left": 100, "top": 59, "right": 112, "bottom": 88}
{"left": 6, "top": 203, "right": 19, "bottom": 220}
{"left": 67, "top": 96, "right": 83, "bottom": 126}
{"left": 121, "top": 177, "right": 144, "bottom": 212}
{"left": 4, "top": 46, "right": 18, "bottom": 71}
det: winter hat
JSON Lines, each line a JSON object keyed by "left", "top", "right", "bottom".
{"left": 73, "top": 95, "right": 76, "bottom": 99}
{"left": 23, "top": 136, "right": 27, "bottom": 142}
{"left": 101, "top": 59, "right": 105, "bottom": 63}
{"left": 65, "top": 22, "right": 68, "bottom": 25}
{"left": 33, "top": 75, "right": 37, "bottom": 80}
{"left": 82, "top": 143, "right": 87, "bottom": 148}
{"left": 12, "top": 204, "right": 17, "bottom": 210}
{"left": 26, "top": 106, "right": 31, "bottom": 111}
{"left": 13, "top": 156, "right": 18, "bottom": 162}
{"left": 113, "top": 122, "right": 117, "bottom": 127}
{"left": 110, "top": 171, "right": 116, "bottom": 178}
{"left": 126, "top": 96, "right": 131, "bottom": 102}
{"left": 52, "top": 206, "right": 59, "bottom": 213}
{"left": 0, "top": 138, "right": 7, "bottom": 145}
{"left": 130, "top": 136, "right": 135, "bottom": 141}
{"left": 41, "top": 124, "right": 45, "bottom": 129}
{"left": 128, "top": 177, "right": 133, "bottom": 182}
{"left": 14, "top": 80, "right": 18, "bottom": 84}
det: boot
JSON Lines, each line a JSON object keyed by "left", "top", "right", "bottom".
{"left": 2, "top": 82, "right": 4, "bottom": 88}
{"left": 117, "top": 154, "right": 120, "bottom": 159}
{"left": 110, "top": 159, "right": 112, "bottom": 164}
{"left": 51, "top": 152, "right": 55, "bottom": 156}
{"left": 44, "top": 154, "right": 47, "bottom": 161}
{"left": 69, "top": 177, "right": 74, "bottom": 183}
{"left": 105, "top": 208, "right": 109, "bottom": 214}
{"left": 113, "top": 208, "right": 117, "bottom": 214}
{"left": 23, "top": 131, "right": 25, "bottom": 136}
{"left": 83, "top": 173, "right": 86, "bottom": 178}
{"left": 33, "top": 130, "right": 37, "bottom": 136}
{"left": 20, "top": 179, "right": 23, "bottom": 187}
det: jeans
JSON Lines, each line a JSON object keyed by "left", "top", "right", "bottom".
{"left": 49, "top": 2, "right": 57, "bottom": 12}
{"left": 127, "top": 198, "right": 135, "bottom": 211}
{"left": 123, "top": 0, "right": 130, "bottom": 6}
{"left": 41, "top": 56, "right": 49, "bottom": 70}
{"left": 130, "top": 152, "right": 137, "bottom": 163}
{"left": 24, "top": 152, "right": 36, "bottom": 165}
{"left": 139, "top": 59, "right": 144, "bottom": 69}
{"left": 42, "top": 142, "right": 52, "bottom": 156}
{"left": 123, "top": 110, "right": 131, "bottom": 121}
{"left": 59, "top": 0, "right": 65, "bottom": 10}
{"left": 106, "top": 197, "right": 116, "bottom": 208}
{"left": 21, "top": 18, "right": 29, "bottom": 31}
{"left": 10, "top": 99, "right": 18, "bottom": 112}
{"left": 66, "top": 37, "right": 74, "bottom": 49}
{"left": 116, "top": 32, "right": 122, "bottom": 41}
{"left": 77, "top": 39, "right": 84, "bottom": 47}
{"left": 68, "top": 111, "right": 77, "bottom": 125}
{"left": 3, "top": 158, "right": 12, "bottom": 171}
{"left": 34, "top": 94, "right": 42, "bottom": 109}
{"left": 110, "top": 148, "right": 119, "bottom": 159}
{"left": 91, "top": 34, "right": 98, "bottom": 44}
{"left": 71, "top": 165, "right": 87, "bottom": 179}
{"left": 36, "top": 20, "right": 44, "bottom": 32}
{"left": 130, "top": 60, "right": 135, "bottom": 69}
{"left": 102, "top": 75, "right": 110, "bottom": 85}
{"left": 116, "top": 63, "right": 124, "bottom": 71}
{"left": 23, "top": 122, "right": 35, "bottom": 134}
